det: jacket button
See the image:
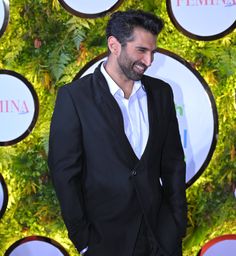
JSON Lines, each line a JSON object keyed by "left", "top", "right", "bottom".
{"left": 131, "top": 170, "right": 137, "bottom": 176}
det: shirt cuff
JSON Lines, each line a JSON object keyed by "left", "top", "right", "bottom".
{"left": 80, "top": 246, "right": 88, "bottom": 255}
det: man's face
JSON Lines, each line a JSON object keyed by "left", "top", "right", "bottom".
{"left": 117, "top": 27, "right": 157, "bottom": 81}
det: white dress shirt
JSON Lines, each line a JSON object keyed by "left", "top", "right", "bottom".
{"left": 101, "top": 62, "right": 149, "bottom": 159}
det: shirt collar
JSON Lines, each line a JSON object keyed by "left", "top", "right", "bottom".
{"left": 100, "top": 61, "right": 143, "bottom": 98}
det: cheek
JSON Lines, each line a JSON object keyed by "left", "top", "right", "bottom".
{"left": 130, "top": 52, "right": 143, "bottom": 62}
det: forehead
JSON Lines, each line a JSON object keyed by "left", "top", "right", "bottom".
{"left": 128, "top": 27, "right": 157, "bottom": 48}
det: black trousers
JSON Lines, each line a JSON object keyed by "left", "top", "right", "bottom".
{"left": 133, "top": 217, "right": 182, "bottom": 256}
{"left": 133, "top": 217, "right": 154, "bottom": 256}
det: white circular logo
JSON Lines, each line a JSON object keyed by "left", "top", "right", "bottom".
{"left": 75, "top": 50, "right": 218, "bottom": 187}
{"left": 167, "top": 0, "right": 236, "bottom": 40}
{"left": 0, "top": 0, "right": 9, "bottom": 38}
{"left": 0, "top": 70, "right": 39, "bottom": 146}
{"left": 0, "top": 173, "right": 8, "bottom": 219}
{"left": 199, "top": 235, "right": 236, "bottom": 256}
{"left": 5, "top": 236, "right": 69, "bottom": 256}
{"left": 58, "top": 0, "right": 124, "bottom": 18}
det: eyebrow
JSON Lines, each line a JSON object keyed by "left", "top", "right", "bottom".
{"left": 136, "top": 46, "right": 158, "bottom": 53}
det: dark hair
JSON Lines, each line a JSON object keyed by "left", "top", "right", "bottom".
{"left": 106, "top": 9, "right": 164, "bottom": 46}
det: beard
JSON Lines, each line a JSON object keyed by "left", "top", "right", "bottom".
{"left": 117, "top": 50, "right": 148, "bottom": 81}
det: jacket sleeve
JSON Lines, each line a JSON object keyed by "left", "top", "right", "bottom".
{"left": 48, "top": 86, "right": 90, "bottom": 251}
{"left": 160, "top": 86, "right": 187, "bottom": 237}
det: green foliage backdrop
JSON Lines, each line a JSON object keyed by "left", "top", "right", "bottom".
{"left": 0, "top": 0, "right": 235, "bottom": 255}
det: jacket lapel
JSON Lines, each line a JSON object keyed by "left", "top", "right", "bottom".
{"left": 140, "top": 76, "right": 161, "bottom": 162}
{"left": 93, "top": 65, "right": 139, "bottom": 167}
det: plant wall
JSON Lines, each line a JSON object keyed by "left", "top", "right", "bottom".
{"left": 0, "top": 0, "right": 235, "bottom": 255}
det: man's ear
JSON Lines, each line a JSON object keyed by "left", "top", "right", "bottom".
{"left": 107, "top": 36, "right": 121, "bottom": 56}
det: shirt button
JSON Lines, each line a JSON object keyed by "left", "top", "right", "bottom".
{"left": 131, "top": 170, "right": 137, "bottom": 176}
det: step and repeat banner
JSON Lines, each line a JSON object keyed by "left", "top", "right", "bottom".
{"left": 0, "top": 173, "right": 8, "bottom": 219}
{"left": 0, "top": 70, "right": 39, "bottom": 146}
{"left": 1, "top": 0, "right": 235, "bottom": 254}
{"left": 166, "top": 0, "right": 236, "bottom": 40}
{"left": 198, "top": 234, "right": 236, "bottom": 256}
{"left": 4, "top": 236, "right": 69, "bottom": 256}
{"left": 58, "top": 0, "right": 124, "bottom": 18}
{"left": 0, "top": 0, "right": 9, "bottom": 38}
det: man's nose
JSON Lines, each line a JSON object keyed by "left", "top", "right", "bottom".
{"left": 143, "top": 53, "right": 153, "bottom": 67}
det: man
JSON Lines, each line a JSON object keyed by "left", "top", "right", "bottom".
{"left": 48, "top": 10, "right": 187, "bottom": 256}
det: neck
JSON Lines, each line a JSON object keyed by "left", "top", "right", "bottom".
{"left": 104, "top": 60, "right": 134, "bottom": 99}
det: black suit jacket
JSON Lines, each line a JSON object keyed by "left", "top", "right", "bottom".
{"left": 48, "top": 64, "right": 187, "bottom": 256}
